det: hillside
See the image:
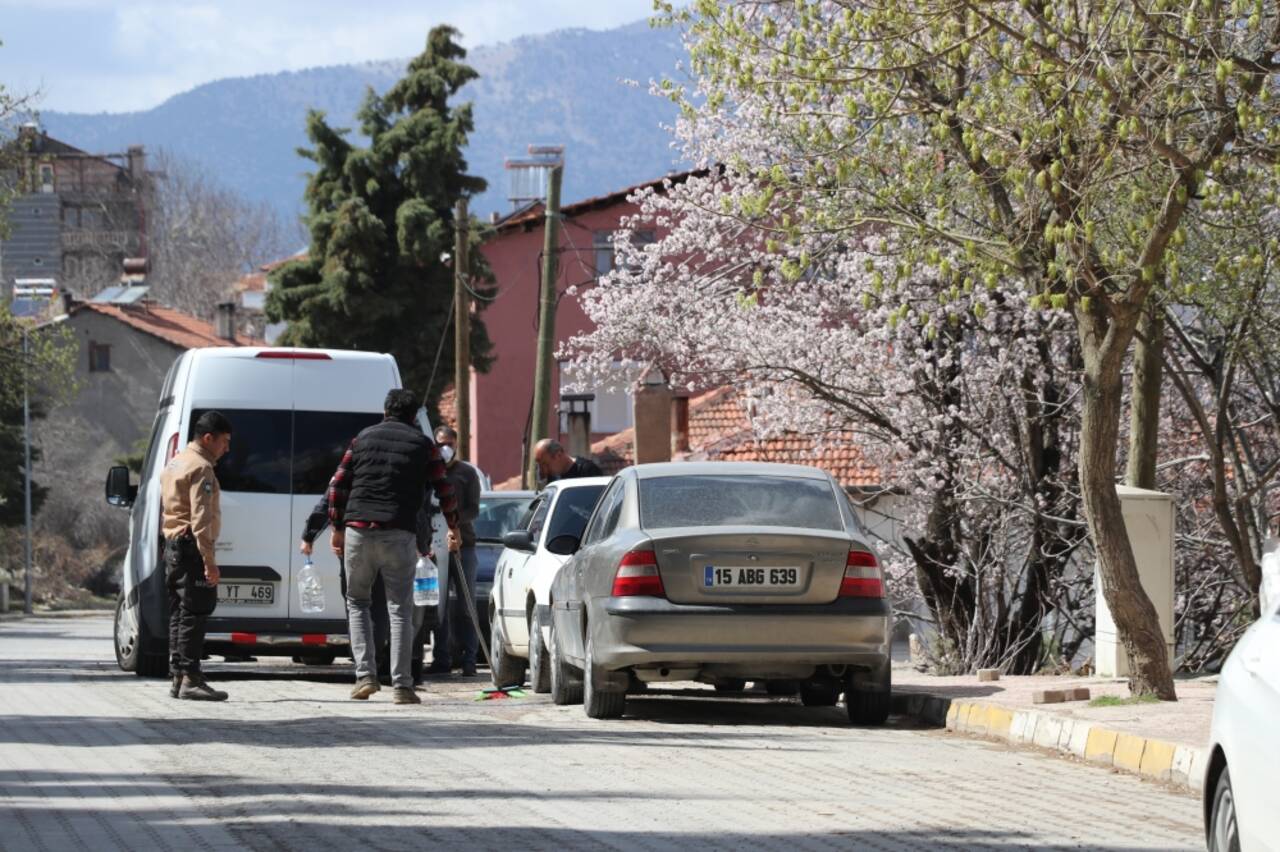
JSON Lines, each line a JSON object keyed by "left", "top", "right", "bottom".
{"left": 40, "top": 20, "right": 689, "bottom": 222}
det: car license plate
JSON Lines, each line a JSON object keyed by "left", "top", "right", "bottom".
{"left": 218, "top": 582, "right": 275, "bottom": 605}
{"left": 703, "top": 566, "right": 801, "bottom": 589}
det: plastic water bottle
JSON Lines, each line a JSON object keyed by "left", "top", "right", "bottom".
{"left": 414, "top": 556, "right": 439, "bottom": 608}
{"left": 298, "top": 557, "right": 325, "bottom": 614}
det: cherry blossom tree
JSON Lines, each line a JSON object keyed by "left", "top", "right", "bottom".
{"left": 608, "top": 0, "right": 1280, "bottom": 699}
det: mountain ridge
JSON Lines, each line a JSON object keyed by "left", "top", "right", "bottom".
{"left": 39, "top": 19, "right": 689, "bottom": 223}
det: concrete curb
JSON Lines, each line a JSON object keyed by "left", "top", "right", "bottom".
{"left": 893, "top": 692, "right": 1207, "bottom": 793}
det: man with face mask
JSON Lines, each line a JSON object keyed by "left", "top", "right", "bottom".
{"left": 423, "top": 425, "right": 483, "bottom": 677}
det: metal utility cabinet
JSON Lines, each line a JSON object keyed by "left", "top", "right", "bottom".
{"left": 1094, "top": 486, "right": 1176, "bottom": 678}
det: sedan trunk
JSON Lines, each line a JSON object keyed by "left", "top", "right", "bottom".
{"left": 648, "top": 527, "right": 852, "bottom": 605}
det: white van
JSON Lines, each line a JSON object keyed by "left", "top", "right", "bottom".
{"left": 106, "top": 347, "right": 442, "bottom": 676}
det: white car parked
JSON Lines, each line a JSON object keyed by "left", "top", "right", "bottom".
{"left": 1203, "top": 592, "right": 1280, "bottom": 851}
{"left": 488, "top": 477, "right": 609, "bottom": 690}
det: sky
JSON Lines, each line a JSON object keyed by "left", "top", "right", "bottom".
{"left": 0, "top": 0, "right": 657, "bottom": 114}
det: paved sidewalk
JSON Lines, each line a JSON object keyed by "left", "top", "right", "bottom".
{"left": 894, "top": 665, "right": 1214, "bottom": 791}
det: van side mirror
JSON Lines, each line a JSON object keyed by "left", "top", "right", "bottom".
{"left": 105, "top": 465, "right": 136, "bottom": 508}
{"left": 545, "top": 534, "right": 580, "bottom": 556}
{"left": 502, "top": 530, "right": 536, "bottom": 553}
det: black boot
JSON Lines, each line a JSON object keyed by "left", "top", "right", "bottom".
{"left": 179, "top": 672, "right": 228, "bottom": 702}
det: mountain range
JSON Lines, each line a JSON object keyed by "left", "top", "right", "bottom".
{"left": 39, "top": 19, "right": 691, "bottom": 225}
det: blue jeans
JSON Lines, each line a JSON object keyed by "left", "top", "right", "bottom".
{"left": 433, "top": 546, "right": 478, "bottom": 668}
{"left": 345, "top": 527, "right": 416, "bottom": 689}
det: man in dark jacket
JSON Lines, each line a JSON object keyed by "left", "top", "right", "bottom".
{"left": 425, "top": 425, "right": 483, "bottom": 677}
{"left": 533, "top": 439, "right": 603, "bottom": 483}
{"left": 328, "top": 389, "right": 458, "bottom": 705}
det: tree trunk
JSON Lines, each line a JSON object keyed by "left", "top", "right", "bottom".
{"left": 1126, "top": 303, "right": 1163, "bottom": 489}
{"left": 1077, "top": 307, "right": 1177, "bottom": 700}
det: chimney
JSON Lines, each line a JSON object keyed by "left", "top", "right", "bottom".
{"left": 632, "top": 370, "right": 672, "bottom": 464}
{"left": 127, "top": 145, "right": 146, "bottom": 183}
{"left": 215, "top": 301, "right": 237, "bottom": 343}
{"left": 562, "top": 394, "right": 594, "bottom": 458}
{"left": 671, "top": 395, "right": 690, "bottom": 455}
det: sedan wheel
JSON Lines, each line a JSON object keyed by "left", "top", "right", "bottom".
{"left": 1208, "top": 767, "right": 1241, "bottom": 852}
{"left": 583, "top": 634, "right": 626, "bottom": 719}
{"left": 845, "top": 665, "right": 891, "bottom": 726}
{"left": 799, "top": 681, "right": 841, "bottom": 707}
{"left": 528, "top": 620, "right": 551, "bottom": 694}
{"left": 548, "top": 620, "right": 583, "bottom": 706}
{"left": 489, "top": 623, "right": 526, "bottom": 689}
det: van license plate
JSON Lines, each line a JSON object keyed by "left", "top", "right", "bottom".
{"left": 703, "top": 566, "right": 801, "bottom": 589}
{"left": 218, "top": 583, "right": 275, "bottom": 605}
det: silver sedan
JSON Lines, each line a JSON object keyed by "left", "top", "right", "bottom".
{"left": 547, "top": 461, "right": 891, "bottom": 722}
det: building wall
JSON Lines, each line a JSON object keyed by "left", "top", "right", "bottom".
{"left": 475, "top": 199, "right": 645, "bottom": 484}
{"left": 35, "top": 311, "right": 182, "bottom": 544}
{"left": 1, "top": 195, "right": 63, "bottom": 283}
{"left": 2, "top": 135, "right": 147, "bottom": 298}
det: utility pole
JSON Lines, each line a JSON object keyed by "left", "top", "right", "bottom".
{"left": 22, "top": 327, "right": 33, "bottom": 615}
{"left": 526, "top": 164, "right": 563, "bottom": 489}
{"left": 453, "top": 198, "right": 471, "bottom": 461}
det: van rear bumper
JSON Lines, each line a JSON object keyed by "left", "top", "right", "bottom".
{"left": 204, "top": 617, "right": 352, "bottom": 656}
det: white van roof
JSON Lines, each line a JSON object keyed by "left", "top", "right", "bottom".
{"left": 184, "top": 348, "right": 400, "bottom": 413}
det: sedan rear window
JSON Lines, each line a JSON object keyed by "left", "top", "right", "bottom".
{"left": 638, "top": 475, "right": 844, "bottom": 531}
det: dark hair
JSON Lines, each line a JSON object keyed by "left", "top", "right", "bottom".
{"left": 435, "top": 425, "right": 458, "bottom": 442}
{"left": 384, "top": 389, "right": 419, "bottom": 424}
{"left": 193, "top": 410, "right": 232, "bottom": 438}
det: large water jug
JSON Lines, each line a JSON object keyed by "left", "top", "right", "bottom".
{"left": 298, "top": 557, "right": 325, "bottom": 614}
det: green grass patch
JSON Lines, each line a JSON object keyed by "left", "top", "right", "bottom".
{"left": 1088, "top": 694, "right": 1161, "bottom": 708}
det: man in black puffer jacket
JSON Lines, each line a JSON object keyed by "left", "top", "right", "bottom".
{"left": 327, "top": 389, "right": 458, "bottom": 705}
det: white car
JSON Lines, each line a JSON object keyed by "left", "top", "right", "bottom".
{"left": 488, "top": 477, "right": 610, "bottom": 690}
{"left": 1203, "top": 592, "right": 1280, "bottom": 851}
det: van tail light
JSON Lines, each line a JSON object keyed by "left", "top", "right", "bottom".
{"left": 166, "top": 432, "right": 180, "bottom": 462}
{"left": 611, "top": 547, "right": 665, "bottom": 598}
{"left": 256, "top": 350, "right": 331, "bottom": 360}
{"left": 839, "top": 548, "right": 884, "bottom": 598}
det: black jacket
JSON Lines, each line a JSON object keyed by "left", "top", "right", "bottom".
{"left": 327, "top": 418, "right": 457, "bottom": 543}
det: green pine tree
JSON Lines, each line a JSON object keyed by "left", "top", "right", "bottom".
{"left": 266, "top": 25, "right": 494, "bottom": 414}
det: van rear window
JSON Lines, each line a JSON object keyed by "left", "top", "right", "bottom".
{"left": 191, "top": 409, "right": 292, "bottom": 494}
{"left": 189, "top": 409, "right": 381, "bottom": 495}
{"left": 292, "top": 411, "right": 383, "bottom": 494}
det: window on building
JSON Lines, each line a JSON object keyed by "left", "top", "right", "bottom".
{"left": 88, "top": 342, "right": 111, "bottom": 373}
{"left": 593, "top": 230, "right": 655, "bottom": 278}
{"left": 559, "top": 360, "right": 641, "bottom": 434}
{"left": 38, "top": 164, "right": 54, "bottom": 193}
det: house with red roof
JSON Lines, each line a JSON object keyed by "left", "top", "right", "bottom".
{"left": 36, "top": 295, "right": 262, "bottom": 545}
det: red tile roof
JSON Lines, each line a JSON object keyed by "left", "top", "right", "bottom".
{"left": 585, "top": 387, "right": 887, "bottom": 490}
{"left": 233, "top": 253, "right": 308, "bottom": 293}
{"left": 74, "top": 302, "right": 262, "bottom": 350}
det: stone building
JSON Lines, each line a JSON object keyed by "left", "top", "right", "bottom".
{"left": 1, "top": 123, "right": 151, "bottom": 301}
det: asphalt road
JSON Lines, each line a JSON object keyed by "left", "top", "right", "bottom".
{"left": 0, "top": 614, "right": 1203, "bottom": 851}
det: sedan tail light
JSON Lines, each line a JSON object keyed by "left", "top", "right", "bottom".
{"left": 839, "top": 547, "right": 884, "bottom": 598}
{"left": 611, "top": 547, "right": 665, "bottom": 597}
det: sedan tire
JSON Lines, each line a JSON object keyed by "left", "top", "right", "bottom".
{"left": 845, "top": 665, "right": 891, "bottom": 726}
{"left": 528, "top": 619, "right": 551, "bottom": 694}
{"left": 489, "top": 624, "right": 527, "bottom": 689}
{"left": 799, "top": 681, "right": 841, "bottom": 707}
{"left": 1207, "top": 767, "right": 1240, "bottom": 852}
{"left": 549, "top": 620, "right": 583, "bottom": 706}
{"left": 583, "top": 634, "right": 626, "bottom": 719}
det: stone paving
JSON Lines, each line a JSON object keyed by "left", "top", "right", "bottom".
{"left": 0, "top": 615, "right": 1203, "bottom": 851}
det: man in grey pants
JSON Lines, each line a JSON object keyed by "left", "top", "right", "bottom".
{"left": 327, "top": 389, "right": 458, "bottom": 705}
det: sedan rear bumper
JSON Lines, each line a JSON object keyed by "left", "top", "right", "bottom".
{"left": 589, "top": 595, "right": 890, "bottom": 673}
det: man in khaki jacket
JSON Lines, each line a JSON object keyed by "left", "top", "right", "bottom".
{"left": 160, "top": 411, "right": 232, "bottom": 701}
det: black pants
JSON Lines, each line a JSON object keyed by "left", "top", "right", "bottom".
{"left": 166, "top": 534, "right": 217, "bottom": 675}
